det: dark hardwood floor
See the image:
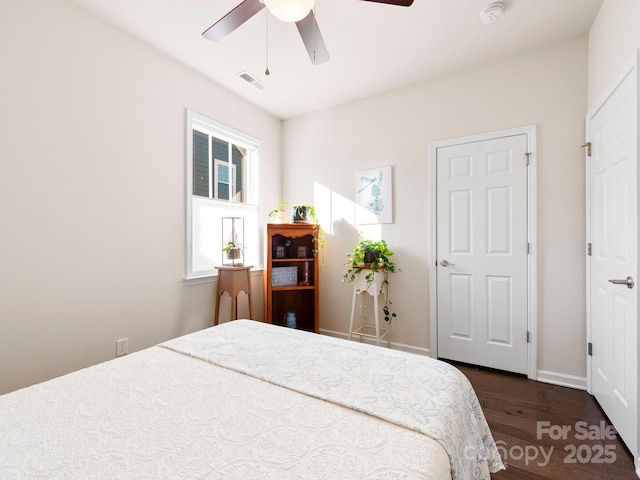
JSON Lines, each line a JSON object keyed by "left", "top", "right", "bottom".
{"left": 454, "top": 362, "right": 638, "bottom": 479}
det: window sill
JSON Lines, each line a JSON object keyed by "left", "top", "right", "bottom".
{"left": 185, "top": 267, "right": 263, "bottom": 286}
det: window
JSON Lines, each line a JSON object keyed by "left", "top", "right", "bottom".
{"left": 214, "top": 159, "right": 236, "bottom": 199}
{"left": 186, "top": 110, "right": 261, "bottom": 280}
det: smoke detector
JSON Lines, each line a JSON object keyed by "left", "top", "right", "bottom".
{"left": 480, "top": 3, "right": 504, "bottom": 24}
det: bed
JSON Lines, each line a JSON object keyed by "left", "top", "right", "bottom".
{"left": 0, "top": 320, "right": 504, "bottom": 479}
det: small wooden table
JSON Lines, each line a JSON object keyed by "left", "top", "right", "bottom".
{"left": 214, "top": 265, "right": 253, "bottom": 325}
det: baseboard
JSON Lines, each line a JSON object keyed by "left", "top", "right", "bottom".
{"left": 320, "top": 330, "right": 587, "bottom": 390}
{"left": 536, "top": 369, "right": 587, "bottom": 390}
{"left": 319, "top": 328, "right": 430, "bottom": 357}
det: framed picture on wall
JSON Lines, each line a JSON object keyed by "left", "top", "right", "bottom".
{"left": 356, "top": 165, "right": 393, "bottom": 224}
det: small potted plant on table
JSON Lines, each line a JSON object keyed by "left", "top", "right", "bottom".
{"left": 343, "top": 238, "right": 397, "bottom": 323}
{"left": 221, "top": 217, "right": 244, "bottom": 266}
{"left": 222, "top": 239, "right": 242, "bottom": 264}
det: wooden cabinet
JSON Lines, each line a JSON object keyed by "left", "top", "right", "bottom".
{"left": 264, "top": 223, "right": 319, "bottom": 333}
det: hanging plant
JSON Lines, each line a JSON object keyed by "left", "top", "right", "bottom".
{"left": 222, "top": 235, "right": 244, "bottom": 266}
{"left": 221, "top": 217, "right": 244, "bottom": 266}
{"left": 222, "top": 241, "right": 242, "bottom": 259}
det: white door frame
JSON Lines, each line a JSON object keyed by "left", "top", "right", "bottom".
{"left": 428, "top": 125, "right": 538, "bottom": 380}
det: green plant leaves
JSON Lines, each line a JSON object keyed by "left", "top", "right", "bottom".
{"left": 343, "top": 237, "right": 397, "bottom": 323}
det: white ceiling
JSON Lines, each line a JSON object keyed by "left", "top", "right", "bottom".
{"left": 68, "top": 0, "right": 603, "bottom": 119}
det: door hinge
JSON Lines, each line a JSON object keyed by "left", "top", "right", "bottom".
{"left": 588, "top": 342, "right": 593, "bottom": 356}
{"left": 525, "top": 152, "right": 531, "bottom": 166}
{"left": 527, "top": 331, "right": 531, "bottom": 343}
{"left": 587, "top": 242, "right": 592, "bottom": 256}
{"left": 527, "top": 242, "right": 531, "bottom": 254}
{"left": 581, "top": 142, "right": 592, "bottom": 157}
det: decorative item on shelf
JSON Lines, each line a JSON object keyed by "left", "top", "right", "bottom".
{"left": 343, "top": 237, "right": 397, "bottom": 323}
{"left": 221, "top": 217, "right": 244, "bottom": 266}
{"left": 292, "top": 203, "right": 326, "bottom": 267}
{"left": 269, "top": 201, "right": 326, "bottom": 267}
{"left": 284, "top": 237, "right": 293, "bottom": 256}
{"left": 272, "top": 266, "right": 298, "bottom": 287}
{"left": 264, "top": 222, "right": 320, "bottom": 333}
{"left": 300, "top": 262, "right": 311, "bottom": 285}
{"left": 285, "top": 311, "right": 297, "bottom": 329}
{"left": 292, "top": 204, "right": 316, "bottom": 223}
{"left": 268, "top": 202, "right": 289, "bottom": 223}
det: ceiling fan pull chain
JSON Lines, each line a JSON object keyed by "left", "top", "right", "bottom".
{"left": 265, "top": 10, "right": 270, "bottom": 75}
{"left": 312, "top": 5, "right": 316, "bottom": 62}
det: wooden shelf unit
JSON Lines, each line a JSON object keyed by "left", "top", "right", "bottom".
{"left": 264, "top": 223, "right": 319, "bottom": 333}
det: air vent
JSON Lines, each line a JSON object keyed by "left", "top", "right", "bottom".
{"left": 237, "top": 71, "right": 265, "bottom": 90}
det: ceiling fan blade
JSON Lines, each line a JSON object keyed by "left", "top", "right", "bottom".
{"left": 295, "top": 11, "right": 330, "bottom": 65}
{"left": 202, "top": 0, "right": 265, "bottom": 42}
{"left": 361, "top": 0, "right": 414, "bottom": 6}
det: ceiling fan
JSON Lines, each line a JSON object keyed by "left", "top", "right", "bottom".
{"left": 202, "top": 0, "right": 414, "bottom": 66}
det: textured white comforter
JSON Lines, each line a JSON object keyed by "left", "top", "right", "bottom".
{"left": 0, "top": 323, "right": 455, "bottom": 479}
{"left": 163, "top": 320, "right": 504, "bottom": 480}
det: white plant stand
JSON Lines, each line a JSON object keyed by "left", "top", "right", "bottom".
{"left": 348, "top": 269, "right": 391, "bottom": 348}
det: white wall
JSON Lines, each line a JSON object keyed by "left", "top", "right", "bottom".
{"left": 0, "top": 0, "right": 281, "bottom": 394}
{"left": 1, "top": 0, "right": 613, "bottom": 394}
{"left": 283, "top": 36, "right": 589, "bottom": 379}
{"left": 588, "top": 0, "right": 640, "bottom": 108}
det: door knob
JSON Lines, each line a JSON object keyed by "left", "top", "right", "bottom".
{"left": 440, "top": 259, "right": 455, "bottom": 267}
{"left": 608, "top": 276, "right": 634, "bottom": 289}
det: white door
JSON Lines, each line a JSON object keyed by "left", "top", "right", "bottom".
{"left": 436, "top": 134, "right": 529, "bottom": 374}
{"left": 588, "top": 66, "right": 637, "bottom": 460}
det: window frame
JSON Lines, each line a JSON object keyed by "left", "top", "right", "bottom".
{"left": 185, "top": 109, "right": 261, "bottom": 282}
{"left": 214, "top": 158, "right": 237, "bottom": 200}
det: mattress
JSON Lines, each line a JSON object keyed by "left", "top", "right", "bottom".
{"left": 0, "top": 320, "right": 503, "bottom": 479}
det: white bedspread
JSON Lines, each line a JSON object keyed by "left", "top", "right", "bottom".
{"left": 163, "top": 320, "right": 505, "bottom": 480}
{"left": 0, "top": 323, "right": 454, "bottom": 479}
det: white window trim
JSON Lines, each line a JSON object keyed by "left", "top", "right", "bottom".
{"left": 185, "top": 109, "right": 261, "bottom": 282}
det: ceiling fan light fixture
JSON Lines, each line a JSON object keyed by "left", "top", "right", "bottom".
{"left": 263, "top": 0, "right": 315, "bottom": 22}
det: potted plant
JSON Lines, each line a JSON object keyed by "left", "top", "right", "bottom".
{"left": 292, "top": 204, "right": 317, "bottom": 223}
{"left": 222, "top": 237, "right": 243, "bottom": 265}
{"left": 268, "top": 201, "right": 288, "bottom": 223}
{"left": 221, "top": 217, "right": 244, "bottom": 266}
{"left": 295, "top": 204, "right": 327, "bottom": 267}
{"left": 269, "top": 202, "right": 326, "bottom": 266}
{"left": 343, "top": 238, "right": 397, "bottom": 323}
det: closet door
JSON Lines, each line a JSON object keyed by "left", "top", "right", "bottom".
{"left": 587, "top": 62, "right": 638, "bottom": 462}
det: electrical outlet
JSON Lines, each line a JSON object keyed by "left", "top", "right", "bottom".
{"left": 116, "top": 338, "right": 128, "bottom": 357}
